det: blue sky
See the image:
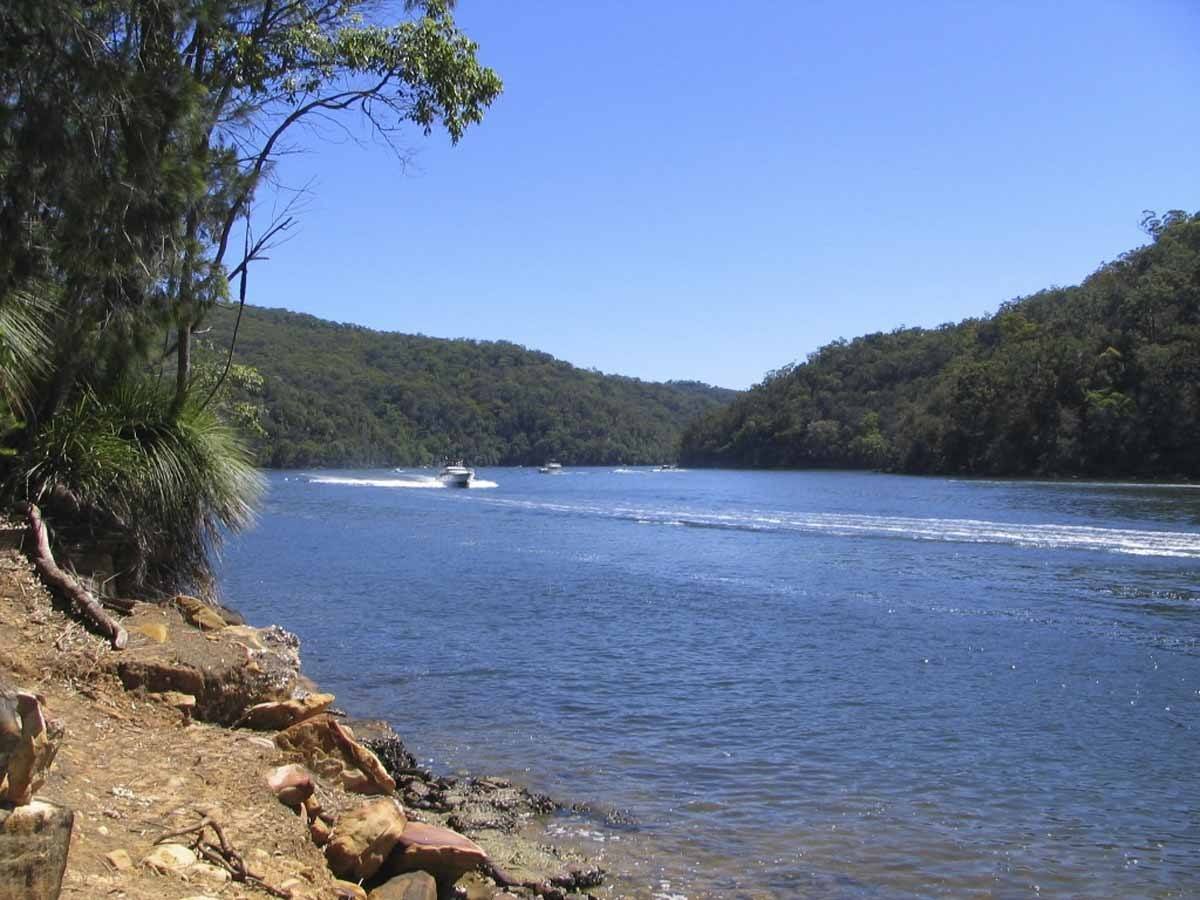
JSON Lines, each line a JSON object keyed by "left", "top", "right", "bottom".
{"left": 243, "top": 0, "right": 1199, "bottom": 390}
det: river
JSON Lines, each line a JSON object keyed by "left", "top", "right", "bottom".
{"left": 219, "top": 468, "right": 1200, "bottom": 898}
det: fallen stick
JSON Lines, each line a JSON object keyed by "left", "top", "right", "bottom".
{"left": 20, "top": 502, "right": 128, "bottom": 650}
{"left": 156, "top": 816, "right": 290, "bottom": 898}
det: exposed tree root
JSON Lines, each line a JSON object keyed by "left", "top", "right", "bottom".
{"left": 20, "top": 502, "right": 128, "bottom": 650}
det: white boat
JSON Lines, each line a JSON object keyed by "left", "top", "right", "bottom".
{"left": 439, "top": 462, "right": 474, "bottom": 487}
{"left": 538, "top": 461, "right": 563, "bottom": 474}
{"left": 654, "top": 463, "right": 679, "bottom": 471}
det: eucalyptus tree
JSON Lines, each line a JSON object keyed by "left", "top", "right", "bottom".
{"left": 0, "top": 0, "right": 501, "bottom": 592}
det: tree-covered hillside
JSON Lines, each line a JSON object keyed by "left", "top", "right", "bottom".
{"left": 680, "top": 211, "right": 1200, "bottom": 478}
{"left": 205, "top": 306, "right": 736, "bottom": 467}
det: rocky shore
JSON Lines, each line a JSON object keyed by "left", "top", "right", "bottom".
{"left": 0, "top": 519, "right": 622, "bottom": 900}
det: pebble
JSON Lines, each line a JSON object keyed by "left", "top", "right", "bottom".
{"left": 103, "top": 849, "right": 132, "bottom": 871}
{"left": 142, "top": 842, "right": 197, "bottom": 872}
{"left": 186, "top": 862, "right": 231, "bottom": 884}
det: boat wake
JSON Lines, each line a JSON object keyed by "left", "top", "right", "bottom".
{"left": 310, "top": 475, "right": 444, "bottom": 489}
{"left": 309, "top": 475, "right": 497, "bottom": 490}
{"left": 478, "top": 498, "right": 1200, "bottom": 558}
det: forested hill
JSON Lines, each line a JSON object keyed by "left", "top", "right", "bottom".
{"left": 680, "top": 210, "right": 1200, "bottom": 478}
{"left": 204, "top": 306, "right": 736, "bottom": 467}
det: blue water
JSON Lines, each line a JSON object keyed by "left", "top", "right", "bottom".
{"left": 219, "top": 469, "right": 1200, "bottom": 899}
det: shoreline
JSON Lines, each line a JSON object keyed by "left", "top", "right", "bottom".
{"left": 0, "top": 521, "right": 645, "bottom": 899}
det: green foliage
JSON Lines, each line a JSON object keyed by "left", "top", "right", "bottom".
{"left": 0, "top": 287, "right": 53, "bottom": 417}
{"left": 18, "top": 380, "right": 262, "bottom": 593}
{"left": 681, "top": 211, "right": 1200, "bottom": 479}
{"left": 204, "top": 306, "right": 737, "bottom": 467}
{"left": 0, "top": 1, "right": 500, "bottom": 592}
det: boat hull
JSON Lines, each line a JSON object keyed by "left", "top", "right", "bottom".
{"left": 439, "top": 465, "right": 474, "bottom": 487}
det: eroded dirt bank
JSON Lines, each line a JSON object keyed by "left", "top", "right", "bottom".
{"left": 0, "top": 521, "right": 616, "bottom": 900}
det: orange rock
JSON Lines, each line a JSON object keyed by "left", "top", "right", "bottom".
{"left": 274, "top": 715, "right": 395, "bottom": 795}
{"left": 265, "top": 763, "right": 314, "bottom": 807}
{"left": 324, "top": 798, "right": 407, "bottom": 882}
{"left": 239, "top": 692, "right": 334, "bottom": 730}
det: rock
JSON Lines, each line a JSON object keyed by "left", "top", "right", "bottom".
{"left": 173, "top": 595, "right": 228, "bottom": 631}
{"left": 185, "top": 862, "right": 231, "bottom": 885}
{"left": 0, "top": 691, "right": 64, "bottom": 805}
{"left": 129, "top": 622, "right": 169, "bottom": 643}
{"left": 360, "top": 733, "right": 422, "bottom": 779}
{"left": 266, "top": 763, "right": 314, "bottom": 807}
{"left": 386, "top": 821, "right": 488, "bottom": 890}
{"left": 302, "top": 793, "right": 322, "bottom": 818}
{"left": 459, "top": 871, "right": 500, "bottom": 900}
{"left": 275, "top": 715, "right": 395, "bottom": 795}
{"left": 112, "top": 622, "right": 301, "bottom": 725}
{"left": 333, "top": 878, "right": 369, "bottom": 899}
{"left": 369, "top": 871, "right": 437, "bottom": 900}
{"left": 0, "top": 800, "right": 74, "bottom": 900}
{"left": 239, "top": 692, "right": 335, "bottom": 730}
{"left": 310, "top": 816, "right": 332, "bottom": 846}
{"left": 323, "top": 797, "right": 407, "bottom": 882}
{"left": 142, "top": 842, "right": 197, "bottom": 872}
{"left": 104, "top": 849, "right": 133, "bottom": 871}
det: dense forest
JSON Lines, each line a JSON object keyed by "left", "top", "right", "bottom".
{"left": 204, "top": 305, "right": 736, "bottom": 467}
{"left": 681, "top": 211, "right": 1200, "bottom": 479}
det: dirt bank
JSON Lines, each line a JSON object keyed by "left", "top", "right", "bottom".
{"left": 0, "top": 522, "right": 616, "bottom": 899}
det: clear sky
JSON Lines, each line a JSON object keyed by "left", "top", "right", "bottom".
{"left": 242, "top": 0, "right": 1200, "bottom": 390}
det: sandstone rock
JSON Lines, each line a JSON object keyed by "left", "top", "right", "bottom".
{"left": 142, "top": 842, "right": 197, "bottom": 872}
{"left": 173, "top": 595, "right": 228, "bottom": 631}
{"left": 239, "top": 692, "right": 335, "bottom": 730}
{"left": 104, "top": 849, "right": 133, "bottom": 871}
{"left": 302, "top": 793, "right": 322, "bottom": 818}
{"left": 186, "top": 862, "right": 231, "bottom": 885}
{"left": 0, "top": 800, "right": 74, "bottom": 900}
{"left": 386, "top": 821, "right": 487, "bottom": 889}
{"left": 275, "top": 715, "right": 395, "bottom": 795}
{"left": 310, "top": 817, "right": 332, "bottom": 846}
{"left": 369, "top": 871, "right": 437, "bottom": 900}
{"left": 266, "top": 763, "right": 314, "bottom": 807}
{"left": 113, "top": 622, "right": 300, "bottom": 725}
{"left": 0, "top": 691, "right": 64, "bottom": 805}
{"left": 334, "top": 879, "right": 368, "bottom": 899}
{"left": 323, "top": 797, "right": 407, "bottom": 882}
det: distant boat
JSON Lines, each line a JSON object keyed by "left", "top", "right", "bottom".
{"left": 538, "top": 462, "right": 563, "bottom": 474}
{"left": 439, "top": 461, "right": 474, "bottom": 487}
{"left": 654, "top": 464, "right": 679, "bottom": 471}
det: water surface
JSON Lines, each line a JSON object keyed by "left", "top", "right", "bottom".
{"left": 219, "top": 469, "right": 1200, "bottom": 898}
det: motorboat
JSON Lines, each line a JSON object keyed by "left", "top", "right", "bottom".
{"left": 654, "top": 463, "right": 679, "bottom": 471}
{"left": 439, "top": 461, "right": 474, "bottom": 487}
{"left": 538, "top": 461, "right": 563, "bottom": 474}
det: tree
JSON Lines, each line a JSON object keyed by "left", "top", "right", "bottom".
{"left": 0, "top": 0, "right": 502, "bottom": 594}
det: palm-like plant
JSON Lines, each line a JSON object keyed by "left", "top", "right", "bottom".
{"left": 19, "top": 379, "right": 263, "bottom": 595}
{"left": 0, "top": 288, "right": 53, "bottom": 422}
